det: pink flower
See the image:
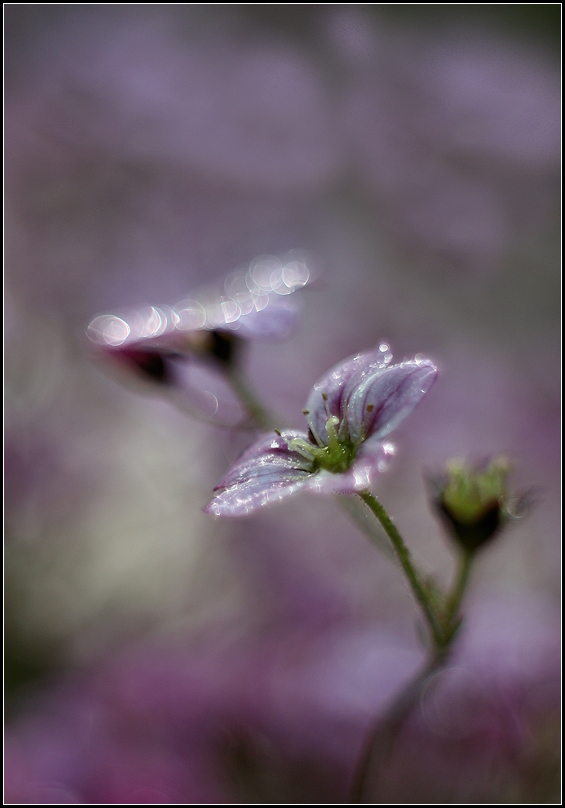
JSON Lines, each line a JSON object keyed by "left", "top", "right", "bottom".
{"left": 206, "top": 345, "right": 437, "bottom": 516}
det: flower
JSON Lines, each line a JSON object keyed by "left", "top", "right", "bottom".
{"left": 205, "top": 345, "right": 437, "bottom": 516}
{"left": 429, "top": 456, "right": 531, "bottom": 552}
{"left": 87, "top": 252, "right": 314, "bottom": 355}
{"left": 87, "top": 252, "right": 317, "bottom": 423}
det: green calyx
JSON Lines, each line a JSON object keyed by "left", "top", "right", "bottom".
{"left": 441, "top": 457, "right": 510, "bottom": 525}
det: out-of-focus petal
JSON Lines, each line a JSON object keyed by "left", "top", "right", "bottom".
{"left": 345, "top": 359, "right": 437, "bottom": 443}
{"left": 88, "top": 252, "right": 318, "bottom": 355}
{"left": 87, "top": 307, "right": 177, "bottom": 351}
{"left": 221, "top": 296, "right": 301, "bottom": 340}
{"left": 305, "top": 344, "right": 393, "bottom": 445}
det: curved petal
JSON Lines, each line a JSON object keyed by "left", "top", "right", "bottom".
{"left": 345, "top": 359, "right": 437, "bottom": 443}
{"left": 205, "top": 474, "right": 312, "bottom": 517}
{"left": 214, "top": 430, "right": 313, "bottom": 488}
{"left": 304, "top": 344, "right": 393, "bottom": 445}
{"left": 205, "top": 430, "right": 315, "bottom": 517}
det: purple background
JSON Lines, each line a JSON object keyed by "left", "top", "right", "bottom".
{"left": 5, "top": 7, "right": 560, "bottom": 802}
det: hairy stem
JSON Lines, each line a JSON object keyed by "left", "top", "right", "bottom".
{"left": 358, "top": 490, "right": 444, "bottom": 647}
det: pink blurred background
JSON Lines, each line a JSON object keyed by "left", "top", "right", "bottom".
{"left": 5, "top": 7, "right": 560, "bottom": 802}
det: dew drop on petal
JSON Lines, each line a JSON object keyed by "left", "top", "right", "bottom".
{"left": 174, "top": 299, "right": 207, "bottom": 330}
{"left": 233, "top": 291, "right": 255, "bottom": 316}
{"left": 353, "top": 466, "right": 372, "bottom": 488}
{"left": 282, "top": 259, "right": 310, "bottom": 292}
{"left": 87, "top": 314, "right": 131, "bottom": 346}
{"left": 142, "top": 306, "right": 168, "bottom": 338}
{"left": 220, "top": 299, "right": 241, "bottom": 323}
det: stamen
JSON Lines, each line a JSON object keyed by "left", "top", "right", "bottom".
{"left": 304, "top": 406, "right": 325, "bottom": 449}
{"left": 353, "top": 403, "right": 378, "bottom": 450}
{"left": 321, "top": 391, "right": 332, "bottom": 420}
{"left": 274, "top": 428, "right": 282, "bottom": 436}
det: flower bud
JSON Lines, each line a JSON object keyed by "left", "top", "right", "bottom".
{"left": 429, "top": 457, "right": 522, "bottom": 552}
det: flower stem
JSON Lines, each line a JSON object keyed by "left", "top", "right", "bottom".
{"left": 442, "top": 548, "right": 474, "bottom": 639}
{"left": 225, "top": 366, "right": 278, "bottom": 430}
{"left": 358, "top": 490, "right": 444, "bottom": 647}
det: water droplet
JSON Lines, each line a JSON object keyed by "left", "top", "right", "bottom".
{"left": 87, "top": 314, "right": 130, "bottom": 346}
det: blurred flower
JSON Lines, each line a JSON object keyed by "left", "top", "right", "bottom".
{"left": 87, "top": 252, "right": 316, "bottom": 423}
{"left": 429, "top": 456, "right": 530, "bottom": 552}
{"left": 206, "top": 345, "right": 437, "bottom": 516}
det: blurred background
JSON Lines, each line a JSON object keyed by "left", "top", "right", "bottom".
{"left": 4, "top": 6, "right": 560, "bottom": 802}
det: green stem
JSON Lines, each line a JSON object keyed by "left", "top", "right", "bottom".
{"left": 442, "top": 548, "right": 474, "bottom": 637}
{"left": 359, "top": 490, "right": 443, "bottom": 647}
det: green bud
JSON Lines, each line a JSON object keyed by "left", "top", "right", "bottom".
{"left": 429, "top": 457, "right": 522, "bottom": 552}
